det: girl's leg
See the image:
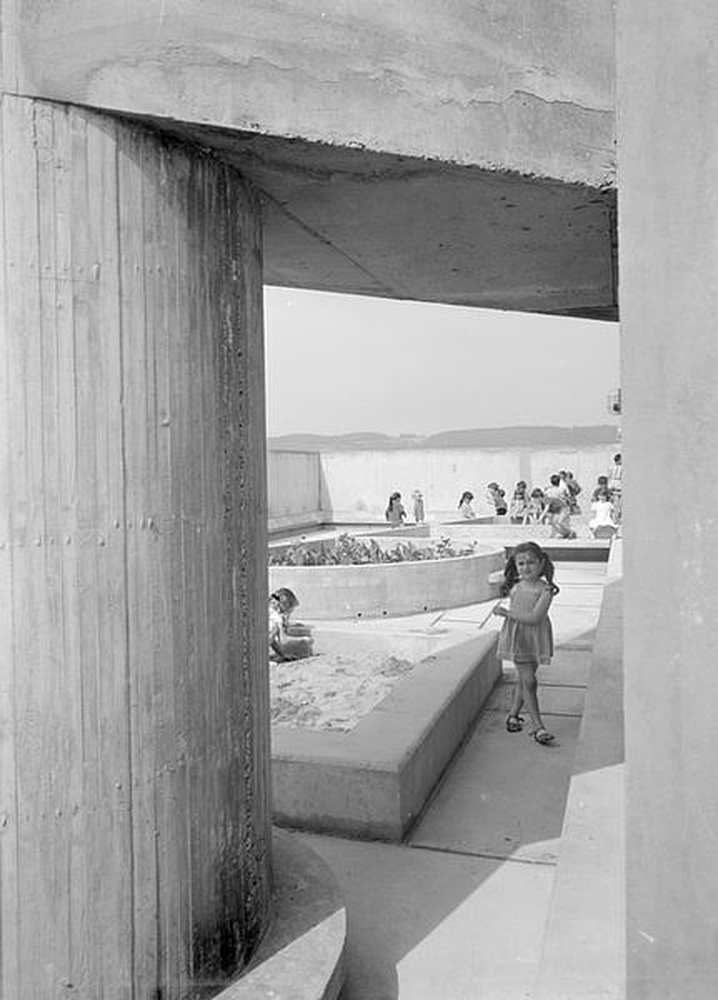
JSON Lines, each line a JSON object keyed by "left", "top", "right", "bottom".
{"left": 508, "top": 674, "right": 524, "bottom": 717}
{"left": 515, "top": 660, "right": 553, "bottom": 739}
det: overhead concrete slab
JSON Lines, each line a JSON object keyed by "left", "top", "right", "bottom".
{"left": 298, "top": 831, "right": 554, "bottom": 1000}
{"left": 409, "top": 706, "right": 581, "bottom": 864}
{"left": 6, "top": 1, "right": 617, "bottom": 317}
{"left": 146, "top": 124, "right": 617, "bottom": 318}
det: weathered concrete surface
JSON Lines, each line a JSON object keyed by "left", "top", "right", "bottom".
{"left": 272, "top": 635, "right": 500, "bottom": 840}
{"left": 268, "top": 548, "right": 504, "bottom": 619}
{"left": 534, "top": 570, "right": 625, "bottom": 999}
{"left": 2, "top": 2, "right": 617, "bottom": 317}
{"left": 4, "top": 1, "right": 614, "bottom": 185}
{"left": 0, "top": 97, "right": 272, "bottom": 998}
{"left": 217, "top": 830, "right": 345, "bottom": 1000}
{"left": 618, "top": 3, "right": 718, "bottom": 996}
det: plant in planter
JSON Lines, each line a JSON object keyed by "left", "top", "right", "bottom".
{"left": 268, "top": 533, "right": 476, "bottom": 567}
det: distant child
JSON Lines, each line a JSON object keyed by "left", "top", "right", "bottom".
{"left": 609, "top": 453, "right": 623, "bottom": 523}
{"left": 525, "top": 488, "right": 546, "bottom": 524}
{"left": 269, "top": 588, "right": 313, "bottom": 661}
{"left": 562, "top": 470, "right": 583, "bottom": 514}
{"left": 486, "top": 482, "right": 508, "bottom": 517}
{"left": 509, "top": 481, "right": 529, "bottom": 523}
{"left": 412, "top": 489, "right": 426, "bottom": 524}
{"left": 385, "top": 491, "right": 407, "bottom": 527}
{"left": 589, "top": 489, "right": 618, "bottom": 539}
{"left": 492, "top": 541, "right": 559, "bottom": 745}
{"left": 458, "top": 490, "right": 477, "bottom": 519}
{"left": 544, "top": 475, "right": 576, "bottom": 538}
{"left": 591, "top": 475, "right": 610, "bottom": 502}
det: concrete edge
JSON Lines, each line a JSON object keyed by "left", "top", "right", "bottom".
{"left": 214, "top": 829, "right": 346, "bottom": 1000}
{"left": 533, "top": 571, "right": 625, "bottom": 999}
{"left": 269, "top": 549, "right": 505, "bottom": 619}
{"left": 271, "top": 634, "right": 500, "bottom": 840}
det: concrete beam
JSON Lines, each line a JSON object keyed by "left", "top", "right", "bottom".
{"left": 4, "top": 1, "right": 615, "bottom": 186}
{"left": 2, "top": 2, "right": 617, "bottom": 317}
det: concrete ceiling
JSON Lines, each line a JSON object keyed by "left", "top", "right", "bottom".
{"left": 148, "top": 120, "right": 617, "bottom": 320}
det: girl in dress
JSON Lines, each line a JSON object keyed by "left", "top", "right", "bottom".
{"left": 492, "top": 541, "right": 559, "bottom": 745}
{"left": 458, "top": 490, "right": 477, "bottom": 519}
{"left": 509, "top": 481, "right": 529, "bottom": 523}
{"left": 385, "top": 491, "right": 407, "bottom": 526}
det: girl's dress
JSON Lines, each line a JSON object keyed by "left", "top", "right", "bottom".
{"left": 496, "top": 581, "right": 554, "bottom": 664}
{"left": 459, "top": 500, "right": 476, "bottom": 519}
{"left": 509, "top": 492, "right": 527, "bottom": 521}
{"left": 385, "top": 502, "right": 406, "bottom": 526}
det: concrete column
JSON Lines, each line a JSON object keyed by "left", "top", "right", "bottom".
{"left": 0, "top": 96, "right": 271, "bottom": 998}
{"left": 618, "top": 4, "right": 718, "bottom": 997}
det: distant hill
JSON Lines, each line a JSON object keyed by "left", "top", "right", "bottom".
{"left": 268, "top": 425, "right": 619, "bottom": 452}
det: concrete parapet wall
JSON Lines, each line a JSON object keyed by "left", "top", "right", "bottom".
{"left": 270, "top": 445, "right": 617, "bottom": 527}
{"left": 268, "top": 449, "right": 325, "bottom": 532}
{"left": 269, "top": 548, "right": 505, "bottom": 619}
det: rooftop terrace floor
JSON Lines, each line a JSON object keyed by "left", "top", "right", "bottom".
{"left": 277, "top": 552, "right": 623, "bottom": 998}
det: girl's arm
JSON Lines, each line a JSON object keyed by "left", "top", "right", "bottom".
{"left": 501, "top": 587, "right": 554, "bottom": 624}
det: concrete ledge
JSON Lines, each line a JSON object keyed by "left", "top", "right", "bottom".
{"left": 269, "top": 549, "right": 505, "bottom": 619}
{"left": 534, "top": 568, "right": 625, "bottom": 999}
{"left": 215, "top": 829, "right": 346, "bottom": 1000}
{"left": 271, "top": 634, "right": 500, "bottom": 841}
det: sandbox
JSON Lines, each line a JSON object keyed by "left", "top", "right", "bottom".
{"left": 271, "top": 628, "right": 500, "bottom": 841}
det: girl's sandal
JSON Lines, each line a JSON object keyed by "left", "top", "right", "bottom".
{"left": 506, "top": 715, "right": 524, "bottom": 733}
{"left": 531, "top": 728, "right": 556, "bottom": 746}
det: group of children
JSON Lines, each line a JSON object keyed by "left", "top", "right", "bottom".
{"left": 386, "top": 458, "right": 622, "bottom": 539}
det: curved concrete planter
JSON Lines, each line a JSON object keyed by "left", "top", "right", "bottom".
{"left": 269, "top": 548, "right": 505, "bottom": 619}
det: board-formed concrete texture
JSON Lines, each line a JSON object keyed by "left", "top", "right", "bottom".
{"left": 269, "top": 547, "right": 505, "bottom": 618}
{"left": 216, "top": 830, "right": 346, "bottom": 1000}
{"left": 272, "top": 634, "right": 501, "bottom": 840}
{"left": 3, "top": 1, "right": 617, "bottom": 319}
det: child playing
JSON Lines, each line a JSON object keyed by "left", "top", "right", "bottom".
{"left": 589, "top": 488, "right": 618, "bottom": 539}
{"left": 524, "top": 488, "right": 546, "bottom": 524}
{"left": 492, "top": 541, "right": 559, "bottom": 745}
{"left": 458, "top": 490, "right": 477, "bottom": 519}
{"left": 269, "top": 588, "right": 313, "bottom": 661}
{"left": 509, "top": 481, "right": 529, "bottom": 523}
{"left": 385, "top": 491, "right": 407, "bottom": 526}
{"left": 486, "top": 482, "right": 508, "bottom": 517}
{"left": 411, "top": 489, "right": 425, "bottom": 523}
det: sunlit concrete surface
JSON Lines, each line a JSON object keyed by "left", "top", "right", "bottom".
{"left": 286, "top": 558, "right": 621, "bottom": 999}
{"left": 4, "top": 2, "right": 616, "bottom": 319}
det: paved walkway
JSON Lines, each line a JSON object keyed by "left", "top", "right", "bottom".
{"left": 287, "top": 560, "right": 606, "bottom": 1000}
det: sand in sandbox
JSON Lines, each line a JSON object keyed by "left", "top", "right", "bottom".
{"left": 270, "top": 650, "right": 415, "bottom": 731}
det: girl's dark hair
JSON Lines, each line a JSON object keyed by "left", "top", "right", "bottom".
{"left": 271, "top": 587, "right": 298, "bottom": 609}
{"left": 458, "top": 490, "right": 474, "bottom": 507}
{"left": 501, "top": 541, "right": 560, "bottom": 597}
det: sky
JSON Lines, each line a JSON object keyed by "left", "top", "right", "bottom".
{"left": 264, "top": 286, "right": 620, "bottom": 438}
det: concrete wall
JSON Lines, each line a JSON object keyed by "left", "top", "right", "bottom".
{"left": 6, "top": 1, "right": 614, "bottom": 186}
{"left": 267, "top": 450, "right": 324, "bottom": 531}
{"left": 269, "top": 548, "right": 504, "bottom": 619}
{"left": 618, "top": 3, "right": 718, "bottom": 996}
{"left": 315, "top": 445, "right": 617, "bottom": 522}
{"left": 0, "top": 98, "right": 271, "bottom": 998}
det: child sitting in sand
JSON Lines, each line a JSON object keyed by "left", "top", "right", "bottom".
{"left": 269, "top": 588, "right": 313, "bottom": 661}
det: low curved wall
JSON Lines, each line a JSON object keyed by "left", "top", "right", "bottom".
{"left": 269, "top": 548, "right": 505, "bottom": 619}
